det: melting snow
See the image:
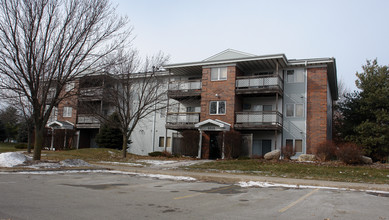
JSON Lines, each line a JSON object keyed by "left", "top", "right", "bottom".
{"left": 97, "top": 161, "right": 144, "bottom": 167}
{"left": 137, "top": 160, "right": 177, "bottom": 166}
{"left": 0, "top": 152, "right": 31, "bottom": 167}
{"left": 0, "top": 169, "right": 196, "bottom": 181}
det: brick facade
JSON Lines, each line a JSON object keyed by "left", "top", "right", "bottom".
{"left": 200, "top": 66, "right": 239, "bottom": 126}
{"left": 306, "top": 67, "right": 328, "bottom": 153}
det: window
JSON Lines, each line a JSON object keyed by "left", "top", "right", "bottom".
{"left": 263, "top": 105, "right": 272, "bottom": 112}
{"left": 286, "top": 139, "right": 303, "bottom": 153}
{"left": 295, "top": 104, "right": 304, "bottom": 117}
{"left": 286, "top": 139, "right": 293, "bottom": 147}
{"left": 166, "top": 137, "right": 171, "bottom": 148}
{"left": 286, "top": 104, "right": 294, "bottom": 117}
{"left": 286, "top": 104, "right": 304, "bottom": 117}
{"left": 295, "top": 140, "right": 303, "bottom": 153}
{"left": 159, "top": 137, "right": 164, "bottom": 147}
{"left": 210, "top": 101, "right": 226, "bottom": 115}
{"left": 286, "top": 70, "right": 303, "bottom": 83}
{"left": 63, "top": 107, "right": 72, "bottom": 117}
{"left": 211, "top": 67, "right": 227, "bottom": 81}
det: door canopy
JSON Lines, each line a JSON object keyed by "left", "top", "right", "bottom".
{"left": 195, "top": 119, "right": 230, "bottom": 131}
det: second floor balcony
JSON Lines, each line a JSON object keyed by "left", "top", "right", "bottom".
{"left": 235, "top": 111, "right": 283, "bottom": 131}
{"left": 168, "top": 80, "right": 202, "bottom": 99}
{"left": 166, "top": 112, "right": 200, "bottom": 130}
{"left": 236, "top": 75, "right": 283, "bottom": 95}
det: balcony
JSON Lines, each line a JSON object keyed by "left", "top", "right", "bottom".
{"left": 236, "top": 75, "right": 283, "bottom": 95}
{"left": 79, "top": 87, "right": 104, "bottom": 100}
{"left": 235, "top": 111, "right": 283, "bottom": 131}
{"left": 166, "top": 112, "right": 200, "bottom": 130}
{"left": 168, "top": 80, "right": 202, "bottom": 99}
{"left": 76, "top": 114, "right": 101, "bottom": 128}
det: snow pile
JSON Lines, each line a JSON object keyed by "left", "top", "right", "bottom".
{"left": 60, "top": 159, "right": 91, "bottom": 167}
{"left": 0, "top": 152, "right": 31, "bottom": 167}
{"left": 27, "top": 162, "right": 61, "bottom": 169}
{"left": 239, "top": 181, "right": 340, "bottom": 190}
{"left": 137, "top": 160, "right": 177, "bottom": 166}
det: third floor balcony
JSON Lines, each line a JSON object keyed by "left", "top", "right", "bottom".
{"left": 235, "top": 75, "right": 283, "bottom": 95}
{"left": 168, "top": 80, "right": 202, "bottom": 99}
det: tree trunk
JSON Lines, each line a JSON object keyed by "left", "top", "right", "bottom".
{"left": 33, "top": 126, "right": 44, "bottom": 160}
{"left": 27, "top": 129, "right": 32, "bottom": 154}
{"left": 122, "top": 134, "right": 127, "bottom": 158}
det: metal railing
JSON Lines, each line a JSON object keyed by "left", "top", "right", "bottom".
{"left": 79, "top": 87, "right": 103, "bottom": 97}
{"left": 235, "top": 111, "right": 283, "bottom": 126}
{"left": 236, "top": 75, "right": 283, "bottom": 90}
{"left": 168, "top": 80, "right": 202, "bottom": 91}
{"left": 166, "top": 112, "right": 200, "bottom": 124}
{"left": 77, "top": 114, "right": 100, "bottom": 124}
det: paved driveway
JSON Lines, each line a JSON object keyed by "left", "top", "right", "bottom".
{"left": 1, "top": 172, "right": 388, "bottom": 220}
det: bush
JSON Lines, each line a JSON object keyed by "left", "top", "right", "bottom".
{"left": 148, "top": 151, "right": 172, "bottom": 158}
{"left": 14, "top": 143, "right": 28, "bottom": 149}
{"left": 282, "top": 145, "right": 295, "bottom": 160}
{"left": 336, "top": 142, "right": 363, "bottom": 165}
{"left": 313, "top": 140, "right": 337, "bottom": 161}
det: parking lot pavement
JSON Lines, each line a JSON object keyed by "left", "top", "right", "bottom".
{"left": 0, "top": 172, "right": 388, "bottom": 220}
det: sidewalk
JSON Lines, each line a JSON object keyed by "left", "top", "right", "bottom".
{"left": 93, "top": 162, "right": 389, "bottom": 193}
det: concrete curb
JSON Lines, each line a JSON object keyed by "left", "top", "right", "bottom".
{"left": 95, "top": 164, "right": 389, "bottom": 192}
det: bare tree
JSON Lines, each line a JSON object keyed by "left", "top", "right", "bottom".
{"left": 100, "top": 50, "right": 169, "bottom": 158}
{"left": 0, "top": 0, "right": 129, "bottom": 160}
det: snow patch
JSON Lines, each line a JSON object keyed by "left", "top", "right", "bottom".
{"left": 97, "top": 161, "right": 144, "bottom": 167}
{"left": 0, "top": 169, "right": 196, "bottom": 181}
{"left": 238, "top": 181, "right": 342, "bottom": 190}
{"left": 60, "top": 159, "right": 91, "bottom": 167}
{"left": 0, "top": 152, "right": 31, "bottom": 167}
{"left": 137, "top": 160, "right": 177, "bottom": 166}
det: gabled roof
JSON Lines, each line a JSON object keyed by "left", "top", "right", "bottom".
{"left": 203, "top": 49, "right": 255, "bottom": 61}
{"left": 47, "top": 121, "right": 74, "bottom": 129}
{"left": 195, "top": 119, "right": 231, "bottom": 129}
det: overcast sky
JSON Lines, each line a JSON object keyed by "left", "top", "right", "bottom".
{"left": 112, "top": 0, "right": 389, "bottom": 92}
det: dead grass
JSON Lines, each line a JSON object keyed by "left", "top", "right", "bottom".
{"left": 188, "top": 159, "right": 389, "bottom": 184}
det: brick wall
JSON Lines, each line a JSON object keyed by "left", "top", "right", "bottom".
{"left": 56, "top": 81, "right": 79, "bottom": 125}
{"left": 200, "top": 66, "right": 239, "bottom": 126}
{"left": 306, "top": 67, "right": 328, "bottom": 153}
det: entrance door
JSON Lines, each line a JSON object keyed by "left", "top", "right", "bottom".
{"left": 209, "top": 133, "right": 221, "bottom": 159}
{"left": 262, "top": 140, "right": 272, "bottom": 155}
{"left": 252, "top": 139, "right": 262, "bottom": 156}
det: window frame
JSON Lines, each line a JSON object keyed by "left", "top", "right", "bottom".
{"left": 211, "top": 67, "right": 227, "bottom": 81}
{"left": 63, "top": 107, "right": 72, "bottom": 118}
{"left": 159, "top": 136, "right": 164, "bottom": 148}
{"left": 209, "top": 101, "right": 226, "bottom": 115}
{"left": 286, "top": 69, "right": 304, "bottom": 83}
{"left": 285, "top": 103, "right": 304, "bottom": 118}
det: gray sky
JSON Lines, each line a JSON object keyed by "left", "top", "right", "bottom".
{"left": 112, "top": 0, "right": 389, "bottom": 92}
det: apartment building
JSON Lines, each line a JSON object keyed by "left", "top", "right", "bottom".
{"left": 163, "top": 49, "right": 337, "bottom": 159}
{"left": 45, "top": 49, "right": 337, "bottom": 159}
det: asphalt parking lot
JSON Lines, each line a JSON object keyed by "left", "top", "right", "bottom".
{"left": 1, "top": 172, "right": 388, "bottom": 220}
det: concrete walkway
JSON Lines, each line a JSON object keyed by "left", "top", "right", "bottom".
{"left": 92, "top": 161, "right": 389, "bottom": 192}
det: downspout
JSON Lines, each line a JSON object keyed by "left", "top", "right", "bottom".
{"left": 304, "top": 60, "right": 308, "bottom": 154}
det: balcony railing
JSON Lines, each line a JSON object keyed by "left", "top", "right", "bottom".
{"left": 79, "top": 87, "right": 103, "bottom": 98}
{"left": 235, "top": 111, "right": 283, "bottom": 130}
{"left": 166, "top": 112, "right": 200, "bottom": 129}
{"left": 168, "top": 80, "right": 202, "bottom": 98}
{"left": 236, "top": 75, "right": 283, "bottom": 94}
{"left": 77, "top": 114, "right": 100, "bottom": 124}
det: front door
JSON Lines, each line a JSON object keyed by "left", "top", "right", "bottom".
{"left": 262, "top": 140, "right": 272, "bottom": 155}
{"left": 209, "top": 133, "right": 221, "bottom": 159}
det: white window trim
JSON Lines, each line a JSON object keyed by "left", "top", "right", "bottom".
{"left": 286, "top": 69, "right": 304, "bottom": 83}
{"left": 209, "top": 101, "right": 226, "bottom": 115}
{"left": 63, "top": 107, "right": 72, "bottom": 118}
{"left": 211, "top": 67, "right": 227, "bottom": 81}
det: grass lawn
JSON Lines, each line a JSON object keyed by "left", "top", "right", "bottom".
{"left": 0, "top": 142, "right": 25, "bottom": 153}
{"left": 188, "top": 159, "right": 389, "bottom": 184}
